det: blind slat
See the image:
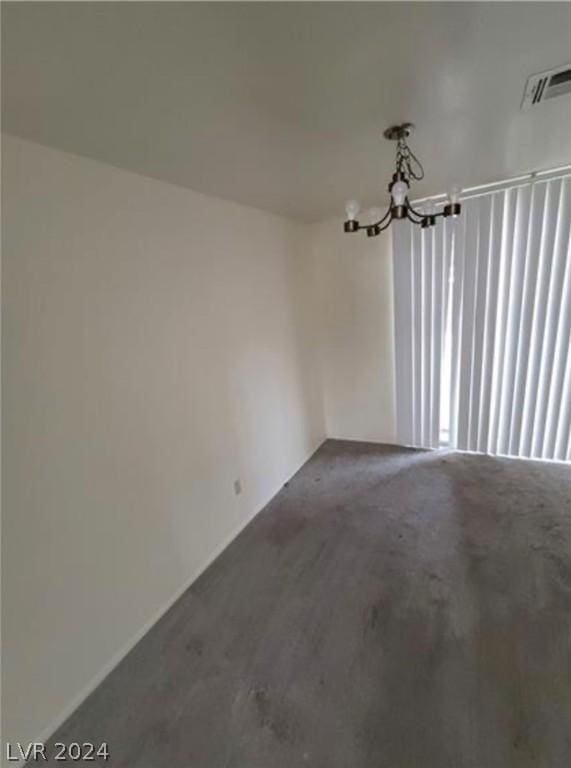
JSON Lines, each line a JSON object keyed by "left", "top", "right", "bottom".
{"left": 456, "top": 199, "right": 480, "bottom": 449}
{"left": 412, "top": 226, "right": 423, "bottom": 445}
{"left": 497, "top": 185, "right": 532, "bottom": 455}
{"left": 543, "top": 226, "right": 571, "bottom": 458}
{"left": 449, "top": 212, "right": 467, "bottom": 448}
{"left": 530, "top": 180, "right": 566, "bottom": 456}
{"left": 509, "top": 183, "right": 547, "bottom": 455}
{"left": 431, "top": 224, "right": 444, "bottom": 448}
{"left": 393, "top": 223, "right": 414, "bottom": 445}
{"left": 520, "top": 180, "right": 561, "bottom": 456}
{"left": 469, "top": 195, "right": 492, "bottom": 451}
{"left": 422, "top": 228, "right": 433, "bottom": 446}
{"left": 477, "top": 193, "right": 504, "bottom": 453}
{"left": 488, "top": 189, "right": 516, "bottom": 454}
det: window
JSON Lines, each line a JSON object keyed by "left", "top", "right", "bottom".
{"left": 393, "top": 169, "right": 571, "bottom": 461}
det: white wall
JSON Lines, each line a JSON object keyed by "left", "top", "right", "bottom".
{"left": 2, "top": 135, "right": 325, "bottom": 752}
{"left": 310, "top": 219, "right": 396, "bottom": 443}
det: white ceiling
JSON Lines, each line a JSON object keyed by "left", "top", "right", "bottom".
{"left": 3, "top": 2, "right": 571, "bottom": 221}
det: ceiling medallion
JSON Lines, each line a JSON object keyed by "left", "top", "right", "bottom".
{"left": 343, "top": 123, "right": 462, "bottom": 237}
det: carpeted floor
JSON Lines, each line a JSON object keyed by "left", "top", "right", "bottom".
{"left": 41, "top": 440, "right": 571, "bottom": 767}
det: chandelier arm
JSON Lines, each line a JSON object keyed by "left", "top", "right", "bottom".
{"left": 352, "top": 207, "right": 394, "bottom": 234}
{"left": 353, "top": 205, "right": 392, "bottom": 230}
{"left": 405, "top": 198, "right": 425, "bottom": 219}
{"left": 373, "top": 205, "right": 393, "bottom": 226}
{"left": 405, "top": 197, "right": 425, "bottom": 224}
{"left": 377, "top": 211, "right": 394, "bottom": 232}
{"left": 405, "top": 209, "right": 425, "bottom": 224}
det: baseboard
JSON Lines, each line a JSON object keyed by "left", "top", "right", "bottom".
{"left": 324, "top": 435, "right": 408, "bottom": 450}
{"left": 11, "top": 437, "right": 325, "bottom": 768}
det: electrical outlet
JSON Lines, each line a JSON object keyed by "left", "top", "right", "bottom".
{"left": 233, "top": 479, "right": 242, "bottom": 496}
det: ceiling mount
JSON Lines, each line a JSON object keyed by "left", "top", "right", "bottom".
{"left": 383, "top": 122, "right": 414, "bottom": 141}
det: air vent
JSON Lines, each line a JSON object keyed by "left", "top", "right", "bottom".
{"left": 521, "top": 63, "right": 571, "bottom": 109}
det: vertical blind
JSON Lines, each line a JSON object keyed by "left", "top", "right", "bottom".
{"left": 393, "top": 170, "right": 571, "bottom": 461}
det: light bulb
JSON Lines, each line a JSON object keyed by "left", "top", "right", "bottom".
{"left": 391, "top": 180, "right": 408, "bottom": 207}
{"left": 345, "top": 199, "right": 360, "bottom": 220}
{"left": 448, "top": 185, "right": 461, "bottom": 204}
{"left": 368, "top": 207, "right": 382, "bottom": 224}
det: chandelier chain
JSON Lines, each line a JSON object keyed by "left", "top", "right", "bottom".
{"left": 396, "top": 136, "right": 424, "bottom": 182}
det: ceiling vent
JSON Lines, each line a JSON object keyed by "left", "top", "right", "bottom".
{"left": 521, "top": 63, "right": 571, "bottom": 109}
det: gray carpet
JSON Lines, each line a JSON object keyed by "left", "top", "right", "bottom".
{"left": 41, "top": 440, "right": 571, "bottom": 767}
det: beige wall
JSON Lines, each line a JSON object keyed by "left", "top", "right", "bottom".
{"left": 2, "top": 136, "right": 398, "bottom": 756}
{"left": 1, "top": 135, "right": 325, "bottom": 752}
{"left": 310, "top": 219, "right": 396, "bottom": 443}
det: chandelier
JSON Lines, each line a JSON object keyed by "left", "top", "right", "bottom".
{"left": 343, "top": 123, "right": 462, "bottom": 237}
